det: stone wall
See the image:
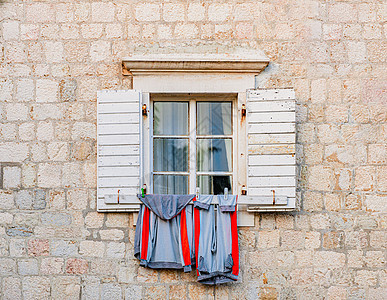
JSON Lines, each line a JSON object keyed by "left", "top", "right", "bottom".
{"left": 0, "top": 0, "right": 386, "bottom": 299}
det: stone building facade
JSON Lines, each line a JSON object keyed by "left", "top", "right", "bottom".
{"left": 0, "top": 0, "right": 386, "bottom": 299}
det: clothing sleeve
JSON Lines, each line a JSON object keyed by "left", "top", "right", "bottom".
{"left": 218, "top": 195, "right": 237, "bottom": 212}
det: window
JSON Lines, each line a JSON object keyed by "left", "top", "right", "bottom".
{"left": 97, "top": 56, "right": 297, "bottom": 219}
{"left": 151, "top": 94, "right": 236, "bottom": 195}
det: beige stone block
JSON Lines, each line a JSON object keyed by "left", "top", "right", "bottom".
{"left": 37, "top": 163, "right": 62, "bottom": 188}
{"left": 36, "top": 79, "right": 58, "bottom": 103}
{"left": 347, "top": 41, "right": 367, "bottom": 63}
{"left": 137, "top": 266, "right": 158, "bottom": 283}
{"left": 208, "top": 4, "right": 231, "bottom": 22}
{"left": 106, "top": 24, "right": 123, "bottom": 39}
{"left": 376, "top": 166, "right": 387, "bottom": 192}
{"left": 308, "top": 104, "right": 324, "bottom": 123}
{"left": 3, "top": 21, "right": 19, "bottom": 41}
{"left": 169, "top": 285, "right": 187, "bottom": 300}
{"left": 52, "top": 276, "right": 81, "bottom": 299}
{"left": 354, "top": 166, "right": 375, "bottom": 191}
{"left": 6, "top": 41, "right": 26, "bottom": 63}
{"left": 174, "top": 24, "right": 199, "bottom": 39}
{"left": 83, "top": 163, "right": 97, "bottom": 188}
{"left": 304, "top": 144, "right": 324, "bottom": 165}
{"left": 355, "top": 270, "right": 378, "bottom": 286}
{"left": 313, "top": 251, "right": 345, "bottom": 268}
{"left": 135, "top": 3, "right": 160, "bottom": 21}
{"left": 363, "top": 24, "right": 382, "bottom": 39}
{"left": 290, "top": 268, "right": 314, "bottom": 285}
{"left": 327, "top": 286, "right": 347, "bottom": 300}
{"left": 157, "top": 24, "right": 172, "bottom": 40}
{"left": 344, "top": 194, "right": 361, "bottom": 210}
{"left": 36, "top": 121, "right": 54, "bottom": 142}
{"left": 257, "top": 230, "right": 279, "bottom": 248}
{"left": 236, "top": 23, "right": 254, "bottom": 40}
{"left": 126, "top": 24, "right": 141, "bottom": 40}
{"left": 188, "top": 3, "right": 205, "bottom": 21}
{"left": 22, "top": 277, "right": 50, "bottom": 300}
{"left": 0, "top": 123, "right": 16, "bottom": 141}
{"left": 55, "top": 3, "right": 74, "bottom": 23}
{"left": 0, "top": 190, "right": 14, "bottom": 210}
{"left": 214, "top": 24, "right": 233, "bottom": 39}
{"left": 364, "top": 251, "right": 386, "bottom": 268}
{"left": 298, "top": 123, "right": 317, "bottom": 144}
{"left": 6, "top": 103, "right": 27, "bottom": 121}
{"left": 368, "top": 41, "right": 387, "bottom": 63}
{"left": 325, "top": 105, "right": 348, "bottom": 123}
{"left": 62, "top": 163, "right": 83, "bottom": 188}
{"left": 89, "top": 41, "right": 110, "bottom": 62}
{"left": 26, "top": 3, "right": 55, "bottom": 23}
{"left": 79, "top": 241, "right": 105, "bottom": 258}
{"left": 40, "top": 257, "right": 64, "bottom": 275}
{"left": 351, "top": 104, "right": 370, "bottom": 123}
{"left": 19, "top": 123, "right": 35, "bottom": 141}
{"left": 365, "top": 194, "right": 387, "bottom": 213}
{"left": 325, "top": 193, "right": 341, "bottom": 211}
{"left": 370, "top": 231, "right": 387, "bottom": 249}
{"left": 311, "top": 79, "right": 326, "bottom": 103}
{"left": 309, "top": 42, "right": 329, "bottom": 63}
{"left": 106, "top": 213, "right": 129, "bottom": 227}
{"left": 368, "top": 144, "right": 386, "bottom": 164}
{"left": 99, "top": 229, "right": 124, "bottom": 241}
{"left": 281, "top": 230, "right": 305, "bottom": 250}
{"left": 106, "top": 242, "right": 125, "bottom": 259}
{"left": 72, "top": 122, "right": 96, "bottom": 140}
{"left": 47, "top": 142, "right": 69, "bottom": 161}
{"left": 85, "top": 212, "right": 104, "bottom": 229}
{"left": 311, "top": 213, "right": 331, "bottom": 230}
{"left": 308, "top": 165, "right": 335, "bottom": 191}
{"left": 329, "top": 3, "right": 357, "bottom": 23}
{"left": 81, "top": 24, "right": 103, "bottom": 39}
{"left": 74, "top": 2, "right": 89, "bottom": 22}
{"left": 60, "top": 24, "right": 80, "bottom": 40}
{"left": 0, "top": 142, "right": 29, "bottom": 162}
{"left": 67, "top": 189, "right": 88, "bottom": 210}
{"left": 304, "top": 191, "right": 323, "bottom": 212}
{"left": 323, "top": 24, "right": 342, "bottom": 40}
{"left": 163, "top": 3, "right": 184, "bottom": 22}
{"left": 91, "top": 2, "right": 115, "bottom": 22}
{"left": 2, "top": 277, "right": 22, "bottom": 300}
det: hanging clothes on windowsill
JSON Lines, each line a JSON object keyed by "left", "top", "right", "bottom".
{"left": 134, "top": 194, "right": 239, "bottom": 285}
{"left": 134, "top": 194, "right": 195, "bottom": 272}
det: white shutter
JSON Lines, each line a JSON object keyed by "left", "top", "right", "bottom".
{"left": 246, "top": 88, "right": 297, "bottom": 211}
{"left": 97, "top": 90, "right": 142, "bottom": 212}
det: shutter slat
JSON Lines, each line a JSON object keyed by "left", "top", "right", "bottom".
{"left": 249, "top": 154, "right": 296, "bottom": 166}
{"left": 248, "top": 166, "right": 296, "bottom": 177}
{"left": 248, "top": 123, "right": 295, "bottom": 134}
{"left": 98, "top": 155, "right": 139, "bottom": 166}
{"left": 98, "top": 134, "right": 140, "bottom": 146}
{"left": 247, "top": 112, "right": 295, "bottom": 123}
{"left": 248, "top": 100, "right": 295, "bottom": 112}
{"left": 97, "top": 90, "right": 141, "bottom": 212}
{"left": 98, "top": 124, "right": 140, "bottom": 135}
{"left": 248, "top": 133, "right": 295, "bottom": 144}
{"left": 247, "top": 89, "right": 296, "bottom": 210}
{"left": 98, "top": 113, "right": 139, "bottom": 124}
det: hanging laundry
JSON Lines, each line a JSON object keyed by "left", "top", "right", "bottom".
{"left": 134, "top": 194, "right": 195, "bottom": 272}
{"left": 194, "top": 195, "right": 239, "bottom": 285}
{"left": 134, "top": 194, "right": 239, "bottom": 285}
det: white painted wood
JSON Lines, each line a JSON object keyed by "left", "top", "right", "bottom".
{"left": 248, "top": 123, "right": 296, "bottom": 134}
{"left": 248, "top": 100, "right": 295, "bottom": 112}
{"left": 248, "top": 134, "right": 296, "bottom": 144}
{"left": 246, "top": 89, "right": 297, "bottom": 211}
{"left": 97, "top": 90, "right": 142, "bottom": 212}
{"left": 246, "top": 112, "right": 295, "bottom": 123}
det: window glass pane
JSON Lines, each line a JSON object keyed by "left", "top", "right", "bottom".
{"left": 154, "top": 102, "right": 188, "bottom": 135}
{"left": 154, "top": 175, "right": 188, "bottom": 194}
{"left": 197, "top": 102, "right": 232, "bottom": 135}
{"left": 154, "top": 138, "right": 188, "bottom": 172}
{"left": 197, "top": 175, "right": 232, "bottom": 195}
{"left": 197, "top": 139, "right": 232, "bottom": 172}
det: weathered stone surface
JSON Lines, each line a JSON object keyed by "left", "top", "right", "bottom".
{"left": 52, "top": 276, "right": 81, "bottom": 300}
{"left": 66, "top": 258, "right": 88, "bottom": 274}
{"left": 41, "top": 212, "right": 71, "bottom": 226}
{"left": 18, "top": 259, "right": 39, "bottom": 275}
{"left": 6, "top": 226, "right": 33, "bottom": 237}
{"left": 22, "top": 276, "right": 51, "bottom": 300}
{"left": 28, "top": 239, "right": 49, "bottom": 256}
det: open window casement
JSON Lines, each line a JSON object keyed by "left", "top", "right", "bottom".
{"left": 97, "top": 55, "right": 297, "bottom": 224}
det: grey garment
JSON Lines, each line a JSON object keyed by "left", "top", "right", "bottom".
{"left": 218, "top": 195, "right": 237, "bottom": 212}
{"left": 195, "top": 195, "right": 238, "bottom": 285}
{"left": 193, "top": 195, "right": 213, "bottom": 210}
{"left": 134, "top": 194, "right": 195, "bottom": 271}
{"left": 137, "top": 194, "right": 195, "bottom": 220}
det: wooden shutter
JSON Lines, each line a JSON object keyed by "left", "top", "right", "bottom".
{"left": 246, "top": 89, "right": 296, "bottom": 211}
{"left": 97, "top": 90, "right": 142, "bottom": 212}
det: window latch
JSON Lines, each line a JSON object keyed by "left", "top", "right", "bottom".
{"left": 142, "top": 104, "right": 147, "bottom": 116}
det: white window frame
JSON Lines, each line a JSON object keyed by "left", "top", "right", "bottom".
{"left": 144, "top": 93, "right": 239, "bottom": 196}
